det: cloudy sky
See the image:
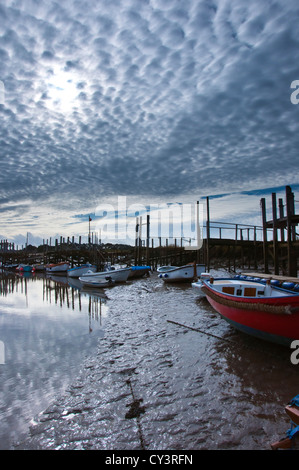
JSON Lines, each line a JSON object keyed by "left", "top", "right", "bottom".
{"left": 0, "top": 0, "right": 299, "bottom": 246}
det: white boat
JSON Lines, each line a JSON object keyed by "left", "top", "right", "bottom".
{"left": 80, "top": 266, "right": 131, "bottom": 283}
{"left": 157, "top": 264, "right": 205, "bottom": 282}
{"left": 46, "top": 262, "right": 69, "bottom": 273}
{"left": 67, "top": 264, "right": 96, "bottom": 278}
{"left": 79, "top": 277, "right": 115, "bottom": 288}
{"left": 192, "top": 273, "right": 212, "bottom": 297}
{"left": 32, "top": 264, "right": 46, "bottom": 272}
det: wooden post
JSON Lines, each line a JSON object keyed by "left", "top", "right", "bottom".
{"left": 135, "top": 217, "right": 139, "bottom": 266}
{"left": 206, "top": 197, "right": 210, "bottom": 272}
{"left": 146, "top": 214, "right": 150, "bottom": 266}
{"left": 196, "top": 200, "right": 200, "bottom": 264}
{"left": 159, "top": 236, "right": 162, "bottom": 267}
{"left": 165, "top": 238, "right": 168, "bottom": 265}
{"left": 272, "top": 192, "right": 279, "bottom": 275}
{"left": 234, "top": 224, "right": 238, "bottom": 272}
{"left": 279, "top": 198, "right": 285, "bottom": 242}
{"left": 254, "top": 226, "right": 257, "bottom": 270}
{"left": 261, "top": 198, "right": 269, "bottom": 273}
{"left": 139, "top": 216, "right": 142, "bottom": 265}
{"left": 286, "top": 186, "right": 297, "bottom": 276}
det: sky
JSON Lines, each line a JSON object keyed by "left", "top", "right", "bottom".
{"left": 0, "top": 0, "right": 299, "bottom": 246}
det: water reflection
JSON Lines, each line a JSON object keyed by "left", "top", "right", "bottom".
{"left": 0, "top": 271, "right": 109, "bottom": 449}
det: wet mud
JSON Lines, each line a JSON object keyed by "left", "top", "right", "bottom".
{"left": 14, "top": 273, "right": 299, "bottom": 450}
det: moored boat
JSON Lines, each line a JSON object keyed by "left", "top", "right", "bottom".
{"left": 2, "top": 264, "right": 19, "bottom": 270}
{"left": 128, "top": 266, "right": 151, "bottom": 279}
{"left": 67, "top": 264, "right": 96, "bottom": 278}
{"left": 286, "top": 403, "right": 299, "bottom": 425}
{"left": 17, "top": 264, "right": 33, "bottom": 272}
{"left": 158, "top": 264, "right": 205, "bottom": 282}
{"left": 201, "top": 277, "right": 299, "bottom": 346}
{"left": 191, "top": 272, "right": 213, "bottom": 297}
{"left": 46, "top": 262, "right": 69, "bottom": 273}
{"left": 80, "top": 266, "right": 131, "bottom": 283}
{"left": 32, "top": 264, "right": 46, "bottom": 272}
{"left": 271, "top": 394, "right": 299, "bottom": 450}
{"left": 79, "top": 276, "right": 115, "bottom": 288}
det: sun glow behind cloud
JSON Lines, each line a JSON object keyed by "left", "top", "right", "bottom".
{"left": 42, "top": 67, "right": 80, "bottom": 113}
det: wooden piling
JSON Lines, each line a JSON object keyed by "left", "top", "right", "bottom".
{"left": 272, "top": 192, "right": 278, "bottom": 275}
{"left": 206, "top": 197, "right": 210, "bottom": 272}
{"left": 261, "top": 197, "right": 269, "bottom": 273}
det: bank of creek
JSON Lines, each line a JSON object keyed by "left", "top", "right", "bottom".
{"left": 3, "top": 270, "right": 299, "bottom": 450}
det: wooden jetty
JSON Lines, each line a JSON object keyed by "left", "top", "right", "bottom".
{"left": 261, "top": 186, "right": 299, "bottom": 277}
{"left": 1, "top": 186, "right": 298, "bottom": 276}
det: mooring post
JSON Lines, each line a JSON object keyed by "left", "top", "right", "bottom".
{"left": 146, "top": 214, "right": 150, "bottom": 266}
{"left": 206, "top": 196, "right": 210, "bottom": 272}
{"left": 279, "top": 198, "right": 285, "bottom": 242}
{"left": 261, "top": 197, "right": 269, "bottom": 273}
{"left": 135, "top": 217, "right": 139, "bottom": 266}
{"left": 286, "top": 185, "right": 297, "bottom": 276}
{"left": 233, "top": 224, "right": 238, "bottom": 272}
{"left": 272, "top": 192, "right": 279, "bottom": 275}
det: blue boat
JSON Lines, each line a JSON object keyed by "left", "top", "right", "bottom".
{"left": 128, "top": 266, "right": 151, "bottom": 279}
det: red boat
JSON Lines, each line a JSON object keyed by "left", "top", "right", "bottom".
{"left": 201, "top": 277, "right": 299, "bottom": 346}
{"left": 286, "top": 404, "right": 299, "bottom": 425}
{"left": 271, "top": 395, "right": 299, "bottom": 450}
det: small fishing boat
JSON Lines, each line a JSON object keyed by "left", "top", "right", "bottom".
{"left": 67, "top": 264, "right": 96, "bottom": 278}
{"left": 79, "top": 276, "right": 115, "bottom": 288}
{"left": 128, "top": 266, "right": 151, "bottom": 279}
{"left": 191, "top": 273, "right": 213, "bottom": 297}
{"left": 32, "top": 264, "right": 46, "bottom": 272}
{"left": 80, "top": 266, "right": 131, "bottom": 283}
{"left": 157, "top": 264, "right": 205, "bottom": 282}
{"left": 46, "top": 262, "right": 69, "bottom": 273}
{"left": 286, "top": 403, "right": 299, "bottom": 426}
{"left": 17, "top": 264, "right": 33, "bottom": 272}
{"left": 2, "top": 264, "right": 19, "bottom": 270}
{"left": 271, "top": 394, "right": 299, "bottom": 450}
{"left": 201, "top": 277, "right": 299, "bottom": 346}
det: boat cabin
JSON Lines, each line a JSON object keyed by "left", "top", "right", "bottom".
{"left": 209, "top": 279, "right": 291, "bottom": 298}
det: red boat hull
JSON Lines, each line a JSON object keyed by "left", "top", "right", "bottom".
{"left": 285, "top": 405, "right": 299, "bottom": 425}
{"left": 203, "top": 283, "right": 299, "bottom": 346}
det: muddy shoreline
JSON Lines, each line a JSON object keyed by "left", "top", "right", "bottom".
{"left": 13, "top": 272, "right": 298, "bottom": 450}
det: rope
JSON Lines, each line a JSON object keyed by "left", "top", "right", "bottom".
{"left": 201, "top": 286, "right": 299, "bottom": 315}
{"left": 167, "top": 319, "right": 238, "bottom": 345}
{"left": 167, "top": 319, "right": 296, "bottom": 361}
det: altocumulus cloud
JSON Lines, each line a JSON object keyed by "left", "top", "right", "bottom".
{"left": 0, "top": 0, "right": 299, "bottom": 242}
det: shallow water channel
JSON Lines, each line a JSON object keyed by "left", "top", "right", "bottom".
{"left": 0, "top": 272, "right": 107, "bottom": 449}
{"left": 1, "top": 269, "right": 298, "bottom": 450}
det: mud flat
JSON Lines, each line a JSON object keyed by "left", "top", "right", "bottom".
{"left": 13, "top": 273, "right": 298, "bottom": 450}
